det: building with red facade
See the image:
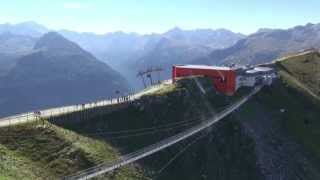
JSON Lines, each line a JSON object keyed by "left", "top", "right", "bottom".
{"left": 172, "top": 65, "right": 276, "bottom": 95}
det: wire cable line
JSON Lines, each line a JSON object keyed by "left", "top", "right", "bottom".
{"left": 155, "top": 131, "right": 210, "bottom": 178}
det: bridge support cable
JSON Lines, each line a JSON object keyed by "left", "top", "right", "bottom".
{"left": 192, "top": 76, "right": 219, "bottom": 115}
{"left": 63, "top": 85, "right": 263, "bottom": 180}
{"left": 155, "top": 131, "right": 210, "bottom": 179}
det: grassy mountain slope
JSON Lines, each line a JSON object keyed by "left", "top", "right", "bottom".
{"left": 276, "top": 50, "right": 320, "bottom": 98}
{"left": 275, "top": 51, "right": 320, "bottom": 158}
{"left": 0, "top": 121, "right": 146, "bottom": 180}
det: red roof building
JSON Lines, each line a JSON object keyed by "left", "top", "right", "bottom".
{"left": 172, "top": 65, "right": 237, "bottom": 95}
{"left": 172, "top": 65, "right": 276, "bottom": 96}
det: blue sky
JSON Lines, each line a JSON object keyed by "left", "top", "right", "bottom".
{"left": 1, "top": 0, "right": 320, "bottom": 35}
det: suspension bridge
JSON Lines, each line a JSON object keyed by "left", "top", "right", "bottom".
{"left": 62, "top": 85, "right": 263, "bottom": 180}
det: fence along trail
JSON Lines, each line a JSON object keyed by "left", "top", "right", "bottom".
{"left": 0, "top": 83, "right": 164, "bottom": 127}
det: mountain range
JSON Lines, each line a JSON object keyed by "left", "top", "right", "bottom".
{"left": 0, "top": 21, "right": 48, "bottom": 37}
{"left": 0, "top": 32, "right": 129, "bottom": 117}
{"left": 60, "top": 27, "right": 245, "bottom": 87}
{"left": 56, "top": 22, "right": 320, "bottom": 87}
{"left": 0, "top": 22, "right": 245, "bottom": 88}
{"left": 196, "top": 23, "right": 320, "bottom": 66}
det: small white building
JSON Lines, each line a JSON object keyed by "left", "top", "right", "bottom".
{"left": 235, "top": 66, "right": 277, "bottom": 90}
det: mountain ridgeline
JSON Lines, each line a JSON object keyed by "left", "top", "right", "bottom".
{"left": 0, "top": 21, "right": 246, "bottom": 89}
{"left": 58, "top": 22, "right": 320, "bottom": 82}
{"left": 60, "top": 27, "right": 245, "bottom": 88}
{"left": 0, "top": 32, "right": 129, "bottom": 117}
{"left": 0, "top": 21, "right": 48, "bottom": 37}
{"left": 196, "top": 23, "right": 320, "bottom": 66}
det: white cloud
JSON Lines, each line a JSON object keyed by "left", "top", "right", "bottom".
{"left": 63, "top": 2, "right": 85, "bottom": 9}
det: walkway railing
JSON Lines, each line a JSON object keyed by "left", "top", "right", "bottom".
{"left": 0, "top": 83, "right": 164, "bottom": 127}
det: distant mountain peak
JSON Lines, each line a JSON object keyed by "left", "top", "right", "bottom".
{"left": 214, "top": 28, "right": 232, "bottom": 32}
{"left": 170, "top": 26, "right": 183, "bottom": 31}
{"left": 163, "top": 27, "right": 186, "bottom": 41}
{"left": 17, "top": 21, "right": 43, "bottom": 27}
{"left": 34, "top": 32, "right": 88, "bottom": 56}
{"left": 0, "top": 21, "right": 48, "bottom": 37}
{"left": 41, "top": 31, "right": 60, "bottom": 37}
{"left": 305, "top": 22, "right": 315, "bottom": 27}
{"left": 256, "top": 28, "right": 276, "bottom": 33}
{"left": 34, "top": 32, "right": 66, "bottom": 48}
{"left": 165, "top": 27, "right": 183, "bottom": 35}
